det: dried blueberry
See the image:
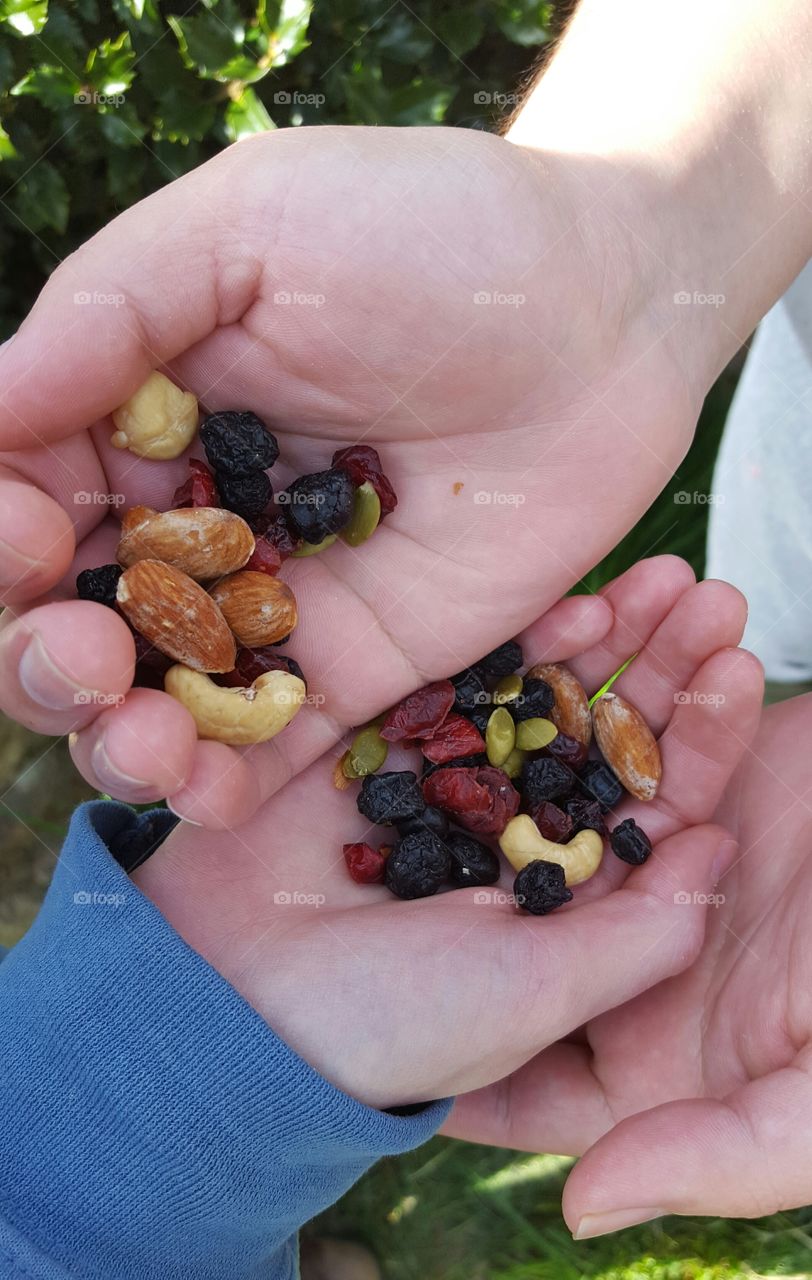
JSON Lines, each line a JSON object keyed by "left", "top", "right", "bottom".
{"left": 565, "top": 796, "right": 605, "bottom": 836}
{"left": 478, "top": 640, "right": 523, "bottom": 677}
{"left": 280, "top": 468, "right": 355, "bottom": 543}
{"left": 200, "top": 410, "right": 279, "bottom": 476}
{"left": 510, "top": 677, "right": 555, "bottom": 723}
{"left": 467, "top": 705, "right": 493, "bottom": 736}
{"left": 522, "top": 757, "right": 576, "bottom": 806}
{"left": 357, "top": 771, "right": 425, "bottom": 826}
{"left": 396, "top": 805, "right": 449, "bottom": 839}
{"left": 578, "top": 760, "right": 623, "bottom": 810}
{"left": 450, "top": 667, "right": 488, "bottom": 714}
{"left": 385, "top": 831, "right": 452, "bottom": 899}
{"left": 609, "top": 818, "right": 652, "bottom": 865}
{"left": 514, "top": 859, "right": 573, "bottom": 915}
{"left": 216, "top": 469, "right": 273, "bottom": 521}
{"left": 545, "top": 731, "right": 589, "bottom": 771}
{"left": 76, "top": 564, "right": 123, "bottom": 609}
{"left": 421, "top": 753, "right": 488, "bottom": 778}
{"left": 445, "top": 832, "right": 500, "bottom": 887}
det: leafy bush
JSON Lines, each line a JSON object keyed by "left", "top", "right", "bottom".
{"left": 0, "top": 0, "right": 556, "bottom": 336}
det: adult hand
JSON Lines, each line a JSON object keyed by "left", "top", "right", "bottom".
{"left": 133, "top": 565, "right": 762, "bottom": 1109}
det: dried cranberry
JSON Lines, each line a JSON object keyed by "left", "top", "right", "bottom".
{"left": 545, "top": 731, "right": 589, "bottom": 771}
{"left": 243, "top": 536, "right": 283, "bottom": 577}
{"left": 420, "top": 714, "right": 485, "bottom": 764}
{"left": 132, "top": 631, "right": 172, "bottom": 674}
{"left": 380, "top": 680, "right": 455, "bottom": 743}
{"left": 609, "top": 818, "right": 652, "bottom": 866}
{"left": 565, "top": 796, "right": 605, "bottom": 836}
{"left": 263, "top": 512, "right": 300, "bottom": 558}
{"left": 171, "top": 458, "right": 219, "bottom": 509}
{"left": 423, "top": 765, "right": 519, "bottom": 836}
{"left": 514, "top": 860, "right": 573, "bottom": 915}
{"left": 528, "top": 801, "right": 573, "bottom": 843}
{"left": 217, "top": 646, "right": 306, "bottom": 688}
{"left": 332, "top": 444, "right": 398, "bottom": 518}
{"left": 343, "top": 842, "right": 386, "bottom": 884}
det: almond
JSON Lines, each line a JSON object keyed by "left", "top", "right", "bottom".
{"left": 117, "top": 505, "right": 255, "bottom": 581}
{"left": 210, "top": 571, "right": 297, "bottom": 648}
{"left": 526, "top": 662, "right": 592, "bottom": 746}
{"left": 591, "top": 691, "right": 662, "bottom": 801}
{"left": 117, "top": 560, "right": 236, "bottom": 673}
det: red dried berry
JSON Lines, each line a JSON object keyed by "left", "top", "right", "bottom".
{"left": 422, "top": 764, "right": 520, "bottom": 836}
{"left": 171, "top": 458, "right": 219, "bottom": 509}
{"left": 253, "top": 511, "right": 301, "bottom": 557}
{"left": 332, "top": 444, "right": 398, "bottom": 518}
{"left": 343, "top": 842, "right": 386, "bottom": 884}
{"left": 132, "top": 631, "right": 172, "bottom": 674}
{"left": 527, "top": 801, "right": 574, "bottom": 843}
{"left": 420, "top": 714, "right": 486, "bottom": 764}
{"left": 380, "top": 680, "right": 455, "bottom": 743}
{"left": 216, "top": 646, "right": 305, "bottom": 688}
{"left": 544, "top": 731, "right": 589, "bottom": 771}
{"left": 243, "top": 536, "right": 283, "bottom": 577}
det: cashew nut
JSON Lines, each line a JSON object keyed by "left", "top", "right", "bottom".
{"left": 111, "top": 371, "right": 198, "bottom": 459}
{"left": 164, "top": 666, "right": 306, "bottom": 745}
{"left": 499, "top": 813, "right": 604, "bottom": 886}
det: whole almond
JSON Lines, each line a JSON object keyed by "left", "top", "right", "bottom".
{"left": 592, "top": 691, "right": 662, "bottom": 801}
{"left": 117, "top": 505, "right": 255, "bottom": 580}
{"left": 117, "top": 560, "right": 236, "bottom": 673}
{"left": 526, "top": 662, "right": 592, "bottom": 746}
{"left": 210, "top": 571, "right": 297, "bottom": 647}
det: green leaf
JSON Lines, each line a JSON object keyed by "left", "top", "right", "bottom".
{"left": 12, "top": 160, "right": 69, "bottom": 233}
{"left": 434, "top": 10, "right": 486, "bottom": 58}
{"left": 152, "top": 83, "right": 217, "bottom": 143}
{"left": 269, "top": 0, "right": 312, "bottom": 66}
{"left": 494, "top": 1, "right": 550, "bottom": 46}
{"left": 98, "top": 101, "right": 145, "bottom": 148}
{"left": 376, "top": 12, "right": 434, "bottom": 64}
{"left": 387, "top": 78, "right": 454, "bottom": 125}
{"left": 0, "top": 122, "right": 17, "bottom": 159}
{"left": 224, "top": 85, "right": 274, "bottom": 141}
{"left": 168, "top": 11, "right": 252, "bottom": 81}
{"left": 11, "top": 63, "right": 80, "bottom": 108}
{"left": 86, "top": 31, "right": 135, "bottom": 95}
{"left": 0, "top": 0, "right": 49, "bottom": 37}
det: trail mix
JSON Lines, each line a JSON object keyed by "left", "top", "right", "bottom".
{"left": 76, "top": 371, "right": 397, "bottom": 746}
{"left": 338, "top": 645, "right": 662, "bottom": 914}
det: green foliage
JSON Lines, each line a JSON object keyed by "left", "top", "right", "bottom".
{"left": 0, "top": 0, "right": 555, "bottom": 336}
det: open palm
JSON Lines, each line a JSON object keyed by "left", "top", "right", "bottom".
{"left": 0, "top": 126, "right": 698, "bottom": 826}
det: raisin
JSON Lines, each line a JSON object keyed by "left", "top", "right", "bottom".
{"left": 217, "top": 646, "right": 306, "bottom": 688}
{"left": 528, "top": 801, "right": 574, "bottom": 843}
{"left": 396, "top": 806, "right": 449, "bottom": 839}
{"left": 281, "top": 468, "right": 355, "bottom": 543}
{"left": 200, "top": 410, "right": 279, "bottom": 476}
{"left": 545, "top": 731, "right": 589, "bottom": 771}
{"left": 514, "top": 860, "right": 573, "bottom": 915}
{"left": 423, "top": 765, "right": 519, "bottom": 836}
{"left": 511, "top": 677, "right": 555, "bottom": 722}
{"left": 420, "top": 714, "right": 486, "bottom": 764}
{"left": 343, "top": 842, "right": 386, "bottom": 884}
{"left": 445, "top": 832, "right": 500, "bottom": 887}
{"left": 565, "top": 796, "right": 605, "bottom": 836}
{"left": 243, "top": 536, "right": 283, "bottom": 576}
{"left": 357, "top": 771, "right": 425, "bottom": 826}
{"left": 109, "top": 811, "right": 177, "bottom": 875}
{"left": 522, "top": 757, "right": 576, "bottom": 806}
{"left": 132, "top": 631, "right": 172, "bottom": 675}
{"left": 450, "top": 667, "right": 488, "bottom": 714}
{"left": 331, "top": 444, "right": 398, "bottom": 518}
{"left": 271, "top": 634, "right": 292, "bottom": 648}
{"left": 217, "top": 470, "right": 273, "bottom": 521}
{"left": 609, "top": 818, "right": 652, "bottom": 866}
{"left": 76, "top": 564, "right": 123, "bottom": 609}
{"left": 467, "top": 705, "right": 493, "bottom": 736}
{"left": 380, "top": 680, "right": 455, "bottom": 742}
{"left": 262, "top": 511, "right": 300, "bottom": 558}
{"left": 385, "top": 831, "right": 451, "bottom": 899}
{"left": 478, "top": 640, "right": 523, "bottom": 677}
{"left": 579, "top": 760, "right": 623, "bottom": 810}
{"left": 171, "top": 458, "right": 220, "bottom": 509}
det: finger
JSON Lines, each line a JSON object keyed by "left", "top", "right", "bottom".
{"left": 563, "top": 1061, "right": 812, "bottom": 1237}
{"left": 0, "top": 601, "right": 135, "bottom": 733}
{"left": 518, "top": 594, "right": 613, "bottom": 663}
{"left": 69, "top": 688, "right": 198, "bottom": 804}
{"left": 0, "top": 466, "right": 76, "bottom": 604}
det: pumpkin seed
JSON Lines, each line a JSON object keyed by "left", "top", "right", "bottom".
{"left": 515, "top": 717, "right": 558, "bottom": 751}
{"left": 341, "top": 481, "right": 381, "bottom": 547}
{"left": 485, "top": 706, "right": 516, "bottom": 767}
{"left": 494, "top": 674, "right": 523, "bottom": 704}
{"left": 501, "top": 747, "right": 527, "bottom": 779}
{"left": 348, "top": 722, "right": 389, "bottom": 776}
{"left": 292, "top": 533, "right": 339, "bottom": 557}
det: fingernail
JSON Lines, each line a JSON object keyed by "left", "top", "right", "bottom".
{"left": 166, "top": 798, "right": 203, "bottom": 827}
{"left": 19, "top": 636, "right": 97, "bottom": 710}
{"left": 712, "top": 837, "right": 738, "bottom": 884}
{"left": 573, "top": 1207, "right": 665, "bottom": 1239}
{"left": 91, "top": 740, "right": 153, "bottom": 796}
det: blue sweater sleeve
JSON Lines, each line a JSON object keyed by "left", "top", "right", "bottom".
{"left": 0, "top": 801, "right": 451, "bottom": 1279}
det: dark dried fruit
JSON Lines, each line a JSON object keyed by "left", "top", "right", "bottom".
{"left": 478, "top": 640, "right": 523, "bottom": 677}
{"left": 545, "top": 731, "right": 589, "bottom": 771}
{"left": 171, "top": 458, "right": 220, "bottom": 509}
{"left": 511, "top": 677, "right": 555, "bottom": 723}
{"left": 467, "top": 705, "right": 493, "bottom": 736}
{"left": 200, "top": 410, "right": 279, "bottom": 476}
{"left": 243, "top": 536, "right": 283, "bottom": 577}
{"left": 343, "top": 842, "right": 386, "bottom": 884}
{"left": 396, "top": 806, "right": 449, "bottom": 839}
{"left": 109, "top": 811, "right": 177, "bottom": 874}
{"left": 528, "top": 801, "right": 574, "bottom": 843}
{"left": 579, "top": 760, "right": 624, "bottom": 810}
{"left": 445, "top": 832, "right": 500, "bottom": 887}
{"left": 380, "top": 680, "right": 455, "bottom": 742}
{"left": 423, "top": 765, "right": 519, "bottom": 836}
{"left": 132, "top": 630, "right": 173, "bottom": 675}
{"left": 565, "top": 796, "right": 605, "bottom": 836}
{"left": 332, "top": 444, "right": 398, "bottom": 518}
{"left": 385, "top": 831, "right": 451, "bottom": 899}
{"left": 421, "top": 714, "right": 486, "bottom": 764}
{"left": 357, "top": 771, "right": 425, "bottom": 826}
{"left": 217, "top": 470, "right": 273, "bottom": 521}
{"left": 522, "top": 757, "right": 576, "bottom": 806}
{"left": 514, "top": 860, "right": 573, "bottom": 915}
{"left": 217, "top": 646, "right": 306, "bottom": 688}
{"left": 450, "top": 667, "right": 488, "bottom": 714}
{"left": 76, "top": 563, "right": 123, "bottom": 609}
{"left": 281, "top": 468, "right": 355, "bottom": 543}
{"left": 609, "top": 818, "right": 652, "bottom": 866}
{"left": 261, "top": 511, "right": 301, "bottom": 558}
{"left": 422, "top": 753, "right": 489, "bottom": 777}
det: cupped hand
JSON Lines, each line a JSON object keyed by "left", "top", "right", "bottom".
{"left": 132, "top": 565, "right": 762, "bottom": 1110}
{"left": 0, "top": 126, "right": 698, "bottom": 827}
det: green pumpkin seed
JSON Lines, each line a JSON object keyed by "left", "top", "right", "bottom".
{"left": 348, "top": 722, "right": 389, "bottom": 776}
{"left": 341, "top": 481, "right": 381, "bottom": 547}
{"left": 515, "top": 717, "right": 558, "bottom": 751}
{"left": 494, "top": 674, "right": 523, "bottom": 704}
{"left": 341, "top": 749, "right": 364, "bottom": 780}
{"left": 292, "top": 533, "right": 339, "bottom": 557}
{"left": 501, "top": 747, "right": 527, "bottom": 779}
{"left": 486, "top": 706, "right": 516, "bottom": 767}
